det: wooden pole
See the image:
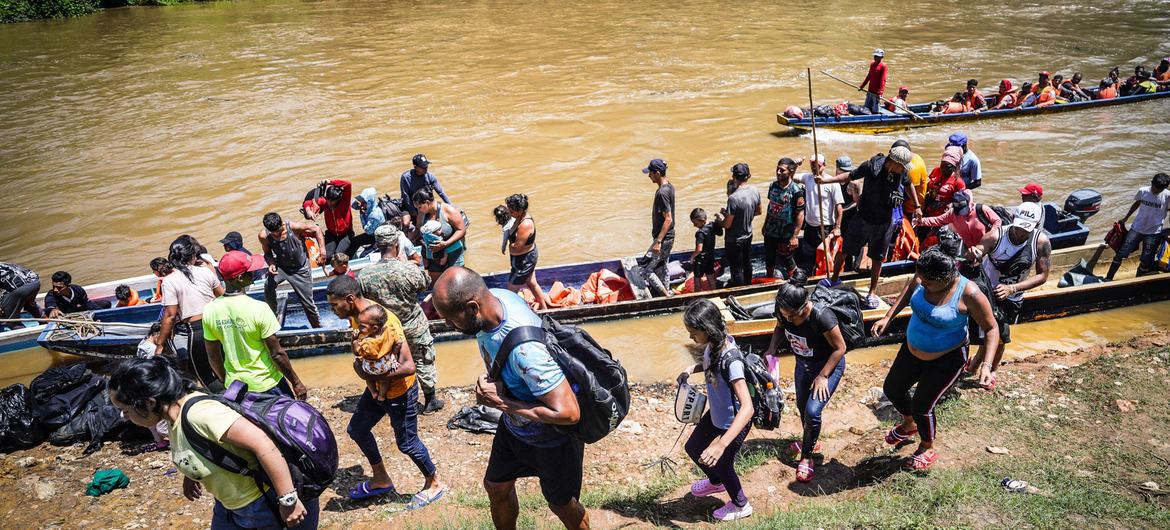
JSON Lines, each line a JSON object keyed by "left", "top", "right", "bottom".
{"left": 807, "top": 68, "right": 833, "bottom": 275}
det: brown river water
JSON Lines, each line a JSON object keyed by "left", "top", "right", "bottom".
{"left": 1, "top": 0, "right": 1168, "bottom": 385}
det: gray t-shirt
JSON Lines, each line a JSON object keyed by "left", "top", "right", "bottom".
{"left": 725, "top": 184, "right": 761, "bottom": 240}
{"left": 705, "top": 343, "right": 746, "bottom": 430}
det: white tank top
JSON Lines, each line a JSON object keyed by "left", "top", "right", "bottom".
{"left": 981, "top": 227, "right": 1038, "bottom": 302}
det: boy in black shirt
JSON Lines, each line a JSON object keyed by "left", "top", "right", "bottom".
{"left": 688, "top": 208, "right": 724, "bottom": 292}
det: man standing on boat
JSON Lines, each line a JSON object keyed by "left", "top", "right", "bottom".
{"left": 798, "top": 155, "right": 843, "bottom": 276}
{"left": 816, "top": 146, "right": 921, "bottom": 309}
{"left": 859, "top": 48, "right": 888, "bottom": 115}
{"left": 721, "top": 163, "right": 763, "bottom": 287}
{"left": 966, "top": 202, "right": 1052, "bottom": 390}
{"left": 259, "top": 212, "right": 324, "bottom": 329}
{"left": 203, "top": 250, "right": 308, "bottom": 400}
{"left": 358, "top": 224, "right": 445, "bottom": 415}
{"left": 643, "top": 158, "right": 675, "bottom": 285}
{"left": 401, "top": 154, "right": 454, "bottom": 220}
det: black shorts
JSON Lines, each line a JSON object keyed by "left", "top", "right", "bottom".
{"left": 843, "top": 220, "right": 892, "bottom": 261}
{"left": 508, "top": 248, "right": 539, "bottom": 285}
{"left": 969, "top": 298, "right": 1021, "bottom": 345}
{"left": 425, "top": 245, "right": 465, "bottom": 274}
{"left": 484, "top": 423, "right": 584, "bottom": 506}
{"left": 694, "top": 252, "right": 716, "bottom": 275}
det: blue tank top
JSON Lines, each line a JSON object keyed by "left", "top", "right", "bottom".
{"left": 906, "top": 276, "right": 969, "bottom": 354}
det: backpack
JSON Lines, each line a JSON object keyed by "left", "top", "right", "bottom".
{"left": 975, "top": 203, "right": 1015, "bottom": 230}
{"left": 495, "top": 316, "right": 630, "bottom": 444}
{"left": 180, "top": 381, "right": 339, "bottom": 504}
{"left": 716, "top": 348, "right": 783, "bottom": 430}
{"left": 809, "top": 284, "right": 866, "bottom": 348}
{"left": 377, "top": 194, "right": 405, "bottom": 224}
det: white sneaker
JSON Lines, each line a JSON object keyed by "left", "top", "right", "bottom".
{"left": 713, "top": 500, "right": 753, "bottom": 521}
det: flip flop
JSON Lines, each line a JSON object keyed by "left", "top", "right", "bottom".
{"left": 407, "top": 486, "right": 447, "bottom": 510}
{"left": 885, "top": 425, "right": 918, "bottom": 445}
{"left": 796, "top": 462, "right": 815, "bottom": 483}
{"left": 348, "top": 480, "right": 397, "bottom": 501}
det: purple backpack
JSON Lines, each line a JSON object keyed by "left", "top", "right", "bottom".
{"left": 180, "top": 381, "right": 338, "bottom": 503}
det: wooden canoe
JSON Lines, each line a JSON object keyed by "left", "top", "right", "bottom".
{"left": 719, "top": 244, "right": 1170, "bottom": 353}
{"left": 778, "top": 90, "right": 1170, "bottom": 135}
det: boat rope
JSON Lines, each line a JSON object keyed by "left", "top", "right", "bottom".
{"left": 0, "top": 316, "right": 155, "bottom": 329}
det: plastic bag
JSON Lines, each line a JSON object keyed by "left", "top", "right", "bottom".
{"left": 0, "top": 384, "right": 47, "bottom": 451}
{"left": 50, "top": 389, "right": 133, "bottom": 454}
{"left": 30, "top": 364, "right": 90, "bottom": 405}
{"left": 446, "top": 405, "right": 502, "bottom": 434}
{"left": 34, "top": 373, "right": 105, "bottom": 432}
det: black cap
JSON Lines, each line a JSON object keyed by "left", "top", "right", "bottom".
{"left": 731, "top": 163, "right": 751, "bottom": 179}
{"left": 642, "top": 159, "right": 667, "bottom": 174}
{"left": 219, "top": 231, "right": 244, "bottom": 251}
{"left": 412, "top": 154, "right": 430, "bottom": 167}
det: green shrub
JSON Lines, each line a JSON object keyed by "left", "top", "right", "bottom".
{"left": 1, "top": 0, "right": 101, "bottom": 22}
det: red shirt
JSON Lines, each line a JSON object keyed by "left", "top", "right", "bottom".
{"left": 924, "top": 167, "right": 967, "bottom": 217}
{"left": 860, "top": 60, "right": 888, "bottom": 95}
{"left": 303, "top": 179, "right": 353, "bottom": 235}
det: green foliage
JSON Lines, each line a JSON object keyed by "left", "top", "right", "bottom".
{"left": 0, "top": 0, "right": 100, "bottom": 23}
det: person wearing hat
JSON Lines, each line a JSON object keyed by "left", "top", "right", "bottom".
{"left": 836, "top": 156, "right": 861, "bottom": 273}
{"left": 945, "top": 132, "right": 982, "bottom": 189}
{"left": 202, "top": 250, "right": 308, "bottom": 399}
{"left": 219, "top": 231, "right": 251, "bottom": 255}
{"left": 358, "top": 224, "right": 445, "bottom": 414}
{"left": 859, "top": 48, "right": 889, "bottom": 115}
{"left": 924, "top": 146, "right": 967, "bottom": 219}
{"left": 885, "top": 86, "right": 911, "bottom": 115}
{"left": 915, "top": 189, "right": 1002, "bottom": 249}
{"left": 400, "top": 154, "right": 453, "bottom": 218}
{"left": 966, "top": 201, "right": 1052, "bottom": 390}
{"left": 817, "top": 146, "right": 921, "bottom": 309}
{"left": 719, "top": 163, "right": 763, "bottom": 287}
{"left": 892, "top": 139, "right": 928, "bottom": 218}
{"left": 643, "top": 158, "right": 676, "bottom": 284}
{"left": 797, "top": 154, "right": 844, "bottom": 274}
{"left": 1029, "top": 72, "right": 1058, "bottom": 108}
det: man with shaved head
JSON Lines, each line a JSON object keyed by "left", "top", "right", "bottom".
{"left": 432, "top": 267, "right": 588, "bottom": 530}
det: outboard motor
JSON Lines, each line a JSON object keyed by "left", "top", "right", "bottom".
{"left": 1064, "top": 189, "right": 1102, "bottom": 222}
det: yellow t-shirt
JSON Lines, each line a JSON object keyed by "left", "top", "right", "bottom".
{"left": 170, "top": 393, "right": 263, "bottom": 510}
{"left": 350, "top": 304, "right": 414, "bottom": 399}
{"left": 906, "top": 153, "right": 929, "bottom": 215}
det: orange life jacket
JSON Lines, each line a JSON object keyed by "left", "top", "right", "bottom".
{"left": 305, "top": 238, "right": 322, "bottom": 267}
{"left": 117, "top": 289, "right": 147, "bottom": 307}
{"left": 814, "top": 235, "right": 843, "bottom": 277}
{"left": 547, "top": 281, "right": 581, "bottom": 307}
{"left": 943, "top": 101, "right": 966, "bottom": 114}
{"left": 1098, "top": 85, "right": 1117, "bottom": 99}
{"left": 963, "top": 89, "right": 984, "bottom": 111}
{"left": 580, "top": 269, "right": 634, "bottom": 305}
{"left": 889, "top": 217, "right": 920, "bottom": 262}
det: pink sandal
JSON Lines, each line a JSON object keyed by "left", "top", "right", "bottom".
{"left": 980, "top": 371, "right": 998, "bottom": 391}
{"left": 786, "top": 441, "right": 823, "bottom": 461}
{"left": 885, "top": 425, "right": 918, "bottom": 445}
{"left": 796, "top": 461, "right": 814, "bottom": 482}
{"left": 690, "top": 478, "right": 726, "bottom": 497}
{"left": 906, "top": 450, "right": 938, "bottom": 470}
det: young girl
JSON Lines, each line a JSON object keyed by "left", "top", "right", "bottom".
{"left": 762, "top": 283, "right": 848, "bottom": 482}
{"left": 493, "top": 204, "right": 514, "bottom": 255}
{"left": 108, "top": 357, "right": 316, "bottom": 529}
{"left": 676, "top": 299, "right": 755, "bottom": 522}
{"left": 353, "top": 305, "right": 401, "bottom": 401}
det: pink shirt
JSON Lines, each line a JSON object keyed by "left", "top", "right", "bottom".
{"left": 918, "top": 204, "right": 1001, "bottom": 248}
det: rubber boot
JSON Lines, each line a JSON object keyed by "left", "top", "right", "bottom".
{"left": 1105, "top": 259, "right": 1122, "bottom": 281}
{"left": 422, "top": 390, "right": 445, "bottom": 415}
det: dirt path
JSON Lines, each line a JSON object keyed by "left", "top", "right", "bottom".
{"left": 3, "top": 331, "right": 1169, "bottom": 529}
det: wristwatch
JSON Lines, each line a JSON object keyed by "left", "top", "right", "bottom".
{"left": 277, "top": 491, "right": 299, "bottom": 507}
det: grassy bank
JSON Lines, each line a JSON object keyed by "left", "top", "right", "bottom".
{"left": 0, "top": 0, "right": 210, "bottom": 24}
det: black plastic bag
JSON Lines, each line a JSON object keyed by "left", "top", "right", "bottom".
{"left": 34, "top": 374, "right": 105, "bottom": 431}
{"left": 0, "top": 384, "right": 47, "bottom": 451}
{"left": 50, "top": 389, "right": 134, "bottom": 454}
{"left": 446, "top": 405, "right": 502, "bottom": 434}
{"left": 30, "top": 364, "right": 91, "bottom": 404}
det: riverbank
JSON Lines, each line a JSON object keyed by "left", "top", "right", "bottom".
{"left": 3, "top": 331, "right": 1170, "bottom": 529}
{"left": 0, "top": 0, "right": 206, "bottom": 23}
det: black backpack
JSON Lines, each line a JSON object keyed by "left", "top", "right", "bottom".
{"left": 378, "top": 194, "right": 406, "bottom": 224}
{"left": 810, "top": 285, "right": 866, "bottom": 348}
{"left": 975, "top": 203, "right": 1016, "bottom": 231}
{"left": 495, "top": 316, "right": 630, "bottom": 444}
{"left": 716, "top": 348, "right": 783, "bottom": 430}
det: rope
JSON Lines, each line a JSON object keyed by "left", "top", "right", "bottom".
{"left": 0, "top": 314, "right": 154, "bottom": 341}
{"left": 643, "top": 423, "right": 691, "bottom": 475}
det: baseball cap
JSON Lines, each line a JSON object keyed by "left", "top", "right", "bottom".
{"left": 731, "top": 163, "right": 751, "bottom": 179}
{"left": 947, "top": 132, "right": 968, "bottom": 147}
{"left": 642, "top": 159, "right": 668, "bottom": 174}
{"left": 888, "top": 146, "right": 913, "bottom": 167}
{"left": 217, "top": 250, "right": 266, "bottom": 280}
{"left": 412, "top": 153, "right": 430, "bottom": 167}
{"left": 835, "top": 155, "right": 854, "bottom": 172}
{"left": 898, "top": 85, "right": 909, "bottom": 93}
{"left": 374, "top": 224, "right": 400, "bottom": 246}
{"left": 810, "top": 154, "right": 826, "bottom": 165}
{"left": 873, "top": 48, "right": 885, "bottom": 58}
{"left": 218, "top": 231, "right": 244, "bottom": 250}
{"left": 1018, "top": 182, "right": 1044, "bottom": 198}
{"left": 1012, "top": 202, "right": 1043, "bottom": 232}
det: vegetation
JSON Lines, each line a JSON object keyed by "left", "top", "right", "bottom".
{"left": 1, "top": 0, "right": 209, "bottom": 23}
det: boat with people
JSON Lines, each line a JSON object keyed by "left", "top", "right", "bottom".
{"left": 35, "top": 199, "right": 1094, "bottom": 359}
{"left": 778, "top": 90, "right": 1170, "bottom": 135}
{"left": 717, "top": 243, "right": 1170, "bottom": 353}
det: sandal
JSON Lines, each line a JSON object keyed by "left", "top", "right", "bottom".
{"left": 348, "top": 480, "right": 397, "bottom": 501}
{"left": 785, "top": 441, "right": 824, "bottom": 461}
{"left": 885, "top": 425, "right": 918, "bottom": 445}
{"left": 690, "top": 478, "right": 727, "bottom": 497}
{"left": 796, "top": 461, "right": 814, "bottom": 483}
{"left": 906, "top": 450, "right": 938, "bottom": 471}
{"left": 980, "top": 371, "right": 998, "bottom": 391}
{"left": 407, "top": 486, "right": 447, "bottom": 510}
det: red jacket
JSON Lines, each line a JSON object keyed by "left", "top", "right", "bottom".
{"left": 303, "top": 179, "right": 353, "bottom": 235}
{"left": 924, "top": 167, "right": 967, "bottom": 217}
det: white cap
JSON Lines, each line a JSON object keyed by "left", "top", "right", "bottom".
{"left": 874, "top": 48, "right": 885, "bottom": 58}
{"left": 1012, "top": 202, "right": 1043, "bottom": 232}
{"left": 811, "top": 154, "right": 826, "bottom": 165}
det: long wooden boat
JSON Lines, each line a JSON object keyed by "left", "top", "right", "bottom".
{"left": 720, "top": 244, "right": 1170, "bottom": 353}
{"left": 778, "top": 90, "right": 1170, "bottom": 135}
{"left": 33, "top": 202, "right": 1092, "bottom": 359}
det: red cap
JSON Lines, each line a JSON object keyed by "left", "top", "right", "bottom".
{"left": 217, "top": 250, "right": 267, "bottom": 280}
{"left": 1039, "top": 71, "right": 1051, "bottom": 78}
{"left": 898, "top": 85, "right": 909, "bottom": 92}
{"left": 1018, "top": 183, "right": 1044, "bottom": 198}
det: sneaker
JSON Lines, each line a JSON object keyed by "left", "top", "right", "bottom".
{"left": 690, "top": 478, "right": 726, "bottom": 497}
{"left": 713, "top": 500, "right": 753, "bottom": 521}
{"left": 864, "top": 294, "right": 881, "bottom": 310}
{"left": 421, "top": 397, "right": 446, "bottom": 415}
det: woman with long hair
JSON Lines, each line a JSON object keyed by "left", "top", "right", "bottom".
{"left": 152, "top": 235, "right": 224, "bottom": 389}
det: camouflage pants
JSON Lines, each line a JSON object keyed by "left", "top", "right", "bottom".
{"left": 405, "top": 325, "right": 437, "bottom": 395}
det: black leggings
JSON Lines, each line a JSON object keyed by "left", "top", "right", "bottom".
{"left": 324, "top": 229, "right": 356, "bottom": 260}
{"left": 882, "top": 342, "right": 966, "bottom": 443}
{"left": 684, "top": 413, "right": 750, "bottom": 506}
